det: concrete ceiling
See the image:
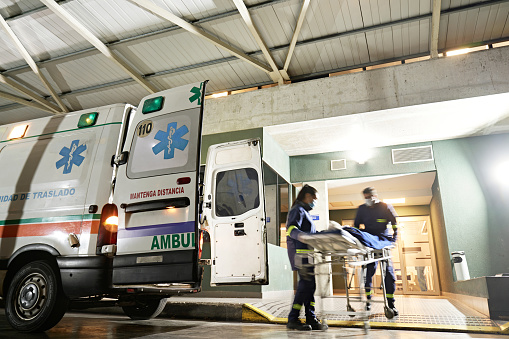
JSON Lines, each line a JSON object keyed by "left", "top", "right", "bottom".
{"left": 264, "top": 91, "right": 509, "bottom": 157}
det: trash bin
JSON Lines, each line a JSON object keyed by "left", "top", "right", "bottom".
{"left": 451, "top": 251, "right": 470, "bottom": 281}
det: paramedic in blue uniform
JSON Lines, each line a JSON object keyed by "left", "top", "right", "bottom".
{"left": 354, "top": 187, "right": 399, "bottom": 315}
{"left": 285, "top": 185, "right": 327, "bottom": 331}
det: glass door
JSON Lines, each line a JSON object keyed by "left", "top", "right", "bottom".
{"left": 396, "top": 216, "right": 440, "bottom": 295}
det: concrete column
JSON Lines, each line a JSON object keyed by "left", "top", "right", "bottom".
{"left": 303, "top": 181, "right": 333, "bottom": 297}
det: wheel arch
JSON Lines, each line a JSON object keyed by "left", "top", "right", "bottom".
{"left": 3, "top": 244, "right": 60, "bottom": 295}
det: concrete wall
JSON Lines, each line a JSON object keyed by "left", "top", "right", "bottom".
{"left": 203, "top": 47, "right": 509, "bottom": 135}
{"left": 432, "top": 133, "right": 509, "bottom": 279}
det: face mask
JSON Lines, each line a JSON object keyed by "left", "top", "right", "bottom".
{"left": 365, "top": 199, "right": 374, "bottom": 206}
{"left": 309, "top": 199, "right": 317, "bottom": 208}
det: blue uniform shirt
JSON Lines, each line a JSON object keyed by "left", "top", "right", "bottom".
{"left": 354, "top": 202, "right": 397, "bottom": 237}
{"left": 286, "top": 201, "right": 316, "bottom": 271}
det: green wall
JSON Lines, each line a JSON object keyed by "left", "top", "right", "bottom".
{"left": 290, "top": 142, "right": 436, "bottom": 182}
{"left": 432, "top": 133, "right": 509, "bottom": 278}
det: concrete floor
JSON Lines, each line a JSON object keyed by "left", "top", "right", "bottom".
{"left": 0, "top": 309, "right": 507, "bottom": 339}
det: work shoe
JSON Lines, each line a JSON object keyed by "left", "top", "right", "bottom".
{"left": 306, "top": 318, "right": 328, "bottom": 331}
{"left": 388, "top": 300, "right": 399, "bottom": 316}
{"left": 365, "top": 301, "right": 371, "bottom": 311}
{"left": 287, "top": 320, "right": 312, "bottom": 331}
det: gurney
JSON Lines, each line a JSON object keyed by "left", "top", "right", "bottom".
{"left": 296, "top": 223, "right": 396, "bottom": 333}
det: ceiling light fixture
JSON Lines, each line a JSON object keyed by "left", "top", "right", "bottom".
{"left": 383, "top": 198, "right": 406, "bottom": 204}
{"left": 211, "top": 91, "right": 228, "bottom": 98}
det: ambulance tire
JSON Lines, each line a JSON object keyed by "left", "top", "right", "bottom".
{"left": 121, "top": 297, "right": 168, "bottom": 320}
{"left": 5, "top": 260, "right": 69, "bottom": 332}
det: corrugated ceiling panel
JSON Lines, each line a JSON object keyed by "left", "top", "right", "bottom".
{"left": 152, "top": 0, "right": 237, "bottom": 21}
{"left": 150, "top": 59, "right": 269, "bottom": 93}
{"left": 61, "top": 82, "right": 146, "bottom": 110}
{"left": 114, "top": 30, "right": 229, "bottom": 75}
{"left": 488, "top": 2, "right": 509, "bottom": 40}
{"left": 0, "top": 105, "right": 50, "bottom": 125}
{"left": 199, "top": 15, "right": 259, "bottom": 53}
{"left": 251, "top": 0, "right": 300, "bottom": 49}
{"left": 0, "top": 0, "right": 42, "bottom": 18}
{"left": 62, "top": 0, "right": 169, "bottom": 42}
{"left": 36, "top": 52, "right": 133, "bottom": 93}
{"left": 7, "top": 8, "right": 92, "bottom": 61}
{"left": 0, "top": 32, "right": 26, "bottom": 69}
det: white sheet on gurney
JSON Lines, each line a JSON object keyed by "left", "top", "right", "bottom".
{"left": 299, "top": 228, "right": 368, "bottom": 255}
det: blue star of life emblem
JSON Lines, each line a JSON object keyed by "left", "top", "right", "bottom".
{"left": 152, "top": 122, "right": 189, "bottom": 159}
{"left": 56, "top": 139, "right": 87, "bottom": 174}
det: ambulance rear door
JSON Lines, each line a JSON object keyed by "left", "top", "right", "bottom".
{"left": 111, "top": 81, "right": 206, "bottom": 287}
{"left": 203, "top": 139, "right": 268, "bottom": 286}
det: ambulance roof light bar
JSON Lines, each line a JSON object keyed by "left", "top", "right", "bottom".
{"left": 142, "top": 96, "right": 164, "bottom": 114}
{"left": 78, "top": 112, "right": 98, "bottom": 128}
{"left": 8, "top": 124, "right": 28, "bottom": 140}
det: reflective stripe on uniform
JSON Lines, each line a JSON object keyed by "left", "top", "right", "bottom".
{"left": 296, "top": 249, "right": 312, "bottom": 253}
{"left": 293, "top": 304, "right": 302, "bottom": 310}
{"left": 377, "top": 219, "right": 387, "bottom": 223}
{"left": 310, "top": 302, "right": 315, "bottom": 307}
{"left": 392, "top": 225, "right": 398, "bottom": 229}
{"left": 286, "top": 225, "right": 297, "bottom": 237}
{"left": 386, "top": 294, "right": 394, "bottom": 298}
{"left": 366, "top": 290, "right": 373, "bottom": 295}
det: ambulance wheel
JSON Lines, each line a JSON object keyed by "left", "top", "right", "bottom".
{"left": 384, "top": 306, "right": 395, "bottom": 319}
{"left": 122, "top": 297, "right": 167, "bottom": 320}
{"left": 5, "top": 260, "right": 68, "bottom": 332}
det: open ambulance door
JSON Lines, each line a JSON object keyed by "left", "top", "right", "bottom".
{"left": 203, "top": 139, "right": 268, "bottom": 286}
{"left": 110, "top": 81, "right": 207, "bottom": 289}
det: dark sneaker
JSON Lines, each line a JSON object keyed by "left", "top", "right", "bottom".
{"left": 388, "top": 300, "right": 398, "bottom": 316}
{"left": 365, "top": 301, "right": 371, "bottom": 311}
{"left": 306, "top": 319, "right": 328, "bottom": 331}
{"left": 391, "top": 307, "right": 399, "bottom": 316}
{"left": 287, "top": 320, "right": 312, "bottom": 331}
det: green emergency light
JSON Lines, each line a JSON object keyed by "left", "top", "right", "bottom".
{"left": 142, "top": 96, "right": 164, "bottom": 114}
{"left": 78, "top": 112, "right": 98, "bottom": 128}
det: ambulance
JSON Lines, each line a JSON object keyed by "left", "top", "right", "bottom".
{"left": 0, "top": 81, "right": 268, "bottom": 332}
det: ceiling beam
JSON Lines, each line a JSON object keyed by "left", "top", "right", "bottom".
{"left": 430, "top": 0, "right": 442, "bottom": 59}
{"left": 0, "top": 73, "right": 61, "bottom": 113}
{"left": 283, "top": 0, "right": 310, "bottom": 72}
{"left": 0, "top": 14, "right": 68, "bottom": 112}
{"left": 40, "top": 0, "right": 158, "bottom": 94}
{"left": 129, "top": 0, "right": 272, "bottom": 74}
{"left": 233, "top": 0, "right": 288, "bottom": 84}
{"left": 0, "top": 91, "right": 51, "bottom": 112}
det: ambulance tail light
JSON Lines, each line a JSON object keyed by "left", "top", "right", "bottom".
{"left": 96, "top": 203, "right": 118, "bottom": 255}
{"left": 198, "top": 230, "right": 204, "bottom": 259}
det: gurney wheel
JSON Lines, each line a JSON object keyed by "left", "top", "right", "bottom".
{"left": 384, "top": 306, "right": 395, "bottom": 319}
{"left": 347, "top": 304, "right": 355, "bottom": 317}
{"left": 363, "top": 321, "right": 370, "bottom": 334}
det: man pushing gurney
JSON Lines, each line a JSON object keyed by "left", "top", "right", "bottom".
{"left": 354, "top": 186, "right": 399, "bottom": 316}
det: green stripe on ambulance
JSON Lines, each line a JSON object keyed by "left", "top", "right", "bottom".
{"left": 151, "top": 232, "right": 195, "bottom": 250}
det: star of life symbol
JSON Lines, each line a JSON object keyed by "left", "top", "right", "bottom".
{"left": 152, "top": 122, "right": 189, "bottom": 159}
{"left": 56, "top": 140, "right": 87, "bottom": 174}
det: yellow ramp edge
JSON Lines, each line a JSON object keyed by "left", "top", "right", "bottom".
{"left": 242, "top": 303, "right": 504, "bottom": 334}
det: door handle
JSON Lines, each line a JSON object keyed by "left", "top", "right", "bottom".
{"left": 234, "top": 223, "right": 244, "bottom": 228}
{"left": 234, "top": 229, "right": 246, "bottom": 236}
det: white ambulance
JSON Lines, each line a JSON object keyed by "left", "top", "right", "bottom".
{"left": 0, "top": 81, "right": 268, "bottom": 332}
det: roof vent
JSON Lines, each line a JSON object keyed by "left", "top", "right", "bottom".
{"left": 331, "top": 159, "right": 346, "bottom": 171}
{"left": 392, "top": 145, "right": 433, "bottom": 164}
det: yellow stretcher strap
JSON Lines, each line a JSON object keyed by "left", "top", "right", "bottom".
{"left": 286, "top": 225, "right": 297, "bottom": 237}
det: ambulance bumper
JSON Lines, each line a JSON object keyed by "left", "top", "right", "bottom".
{"left": 57, "top": 255, "right": 113, "bottom": 298}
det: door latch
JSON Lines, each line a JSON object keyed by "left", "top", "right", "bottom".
{"left": 234, "top": 229, "right": 246, "bottom": 236}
